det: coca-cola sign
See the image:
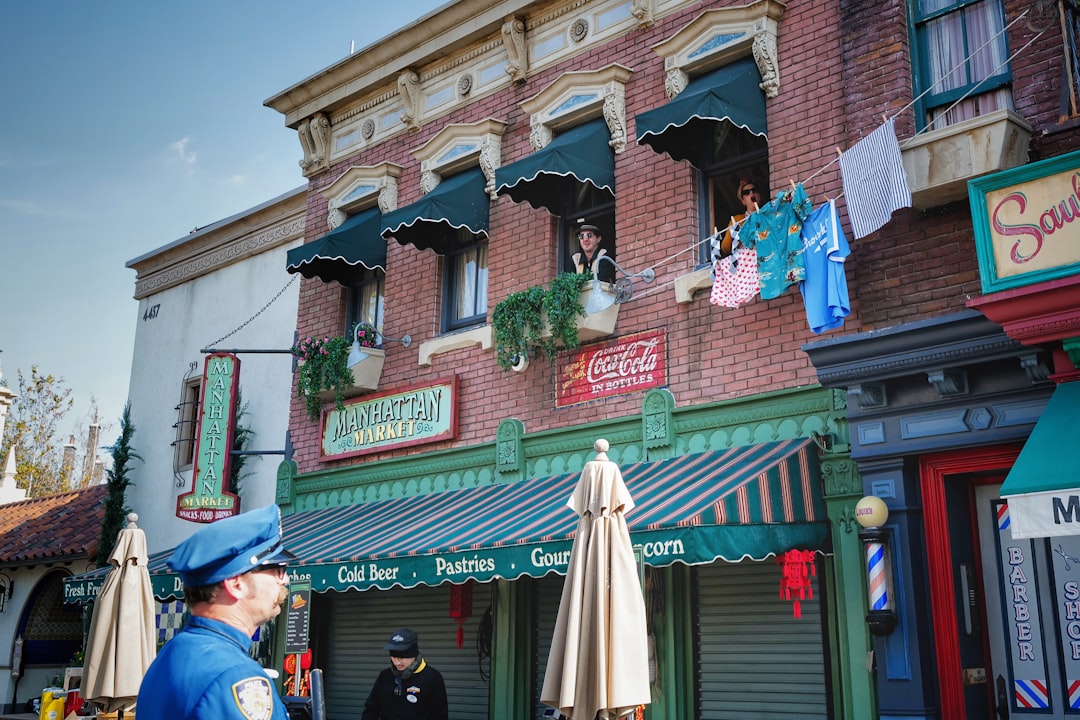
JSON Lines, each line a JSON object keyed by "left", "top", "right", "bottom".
{"left": 556, "top": 329, "right": 667, "bottom": 408}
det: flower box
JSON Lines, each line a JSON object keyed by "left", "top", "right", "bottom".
{"left": 315, "top": 347, "right": 384, "bottom": 401}
{"left": 540, "top": 285, "right": 619, "bottom": 343}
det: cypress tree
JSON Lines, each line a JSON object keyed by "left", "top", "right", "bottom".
{"left": 97, "top": 403, "right": 141, "bottom": 566}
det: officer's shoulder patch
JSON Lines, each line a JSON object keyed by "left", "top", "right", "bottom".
{"left": 231, "top": 675, "right": 274, "bottom": 720}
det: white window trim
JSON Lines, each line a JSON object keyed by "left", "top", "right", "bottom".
{"left": 319, "top": 162, "right": 404, "bottom": 230}
{"left": 651, "top": 0, "right": 786, "bottom": 99}
{"left": 520, "top": 63, "right": 634, "bottom": 153}
{"left": 410, "top": 118, "right": 508, "bottom": 198}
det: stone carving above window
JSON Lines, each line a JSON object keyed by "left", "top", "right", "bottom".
{"left": 297, "top": 112, "right": 332, "bottom": 177}
{"left": 651, "top": 0, "right": 786, "bottom": 99}
{"left": 519, "top": 63, "right": 634, "bottom": 154}
{"left": 502, "top": 16, "right": 528, "bottom": 84}
{"left": 631, "top": 0, "right": 654, "bottom": 29}
{"left": 398, "top": 69, "right": 422, "bottom": 131}
{"left": 319, "top": 162, "right": 403, "bottom": 229}
{"left": 410, "top": 118, "right": 508, "bottom": 199}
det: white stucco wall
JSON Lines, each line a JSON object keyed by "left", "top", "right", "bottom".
{"left": 124, "top": 188, "right": 305, "bottom": 555}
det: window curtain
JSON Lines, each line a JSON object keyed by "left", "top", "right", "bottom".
{"left": 921, "top": 0, "right": 1011, "bottom": 127}
{"left": 453, "top": 244, "right": 488, "bottom": 321}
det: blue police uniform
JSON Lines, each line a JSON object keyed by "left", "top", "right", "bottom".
{"left": 137, "top": 504, "right": 294, "bottom": 720}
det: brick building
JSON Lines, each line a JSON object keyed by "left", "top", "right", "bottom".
{"left": 259, "top": 0, "right": 1080, "bottom": 718}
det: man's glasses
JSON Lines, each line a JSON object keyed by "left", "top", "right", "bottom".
{"left": 249, "top": 564, "right": 288, "bottom": 580}
{"left": 577, "top": 231, "right": 597, "bottom": 239}
{"left": 741, "top": 188, "right": 757, "bottom": 197}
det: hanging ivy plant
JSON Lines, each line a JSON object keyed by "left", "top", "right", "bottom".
{"left": 491, "top": 272, "right": 590, "bottom": 371}
{"left": 292, "top": 334, "right": 355, "bottom": 421}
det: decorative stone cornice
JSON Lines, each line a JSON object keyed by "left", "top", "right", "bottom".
{"left": 410, "top": 118, "right": 508, "bottom": 198}
{"left": 520, "top": 63, "right": 634, "bottom": 153}
{"left": 804, "top": 310, "right": 1027, "bottom": 388}
{"left": 649, "top": 0, "right": 786, "bottom": 99}
{"left": 319, "top": 163, "right": 404, "bottom": 229}
{"left": 130, "top": 191, "right": 306, "bottom": 299}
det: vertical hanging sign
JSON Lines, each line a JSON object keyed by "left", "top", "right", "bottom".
{"left": 177, "top": 353, "right": 241, "bottom": 523}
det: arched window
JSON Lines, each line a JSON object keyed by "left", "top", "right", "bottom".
{"left": 17, "top": 571, "right": 84, "bottom": 668}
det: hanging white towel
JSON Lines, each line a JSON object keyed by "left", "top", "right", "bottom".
{"left": 839, "top": 118, "right": 912, "bottom": 239}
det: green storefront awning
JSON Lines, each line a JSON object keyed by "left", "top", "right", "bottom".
{"left": 381, "top": 166, "right": 490, "bottom": 255}
{"left": 635, "top": 56, "right": 767, "bottom": 166}
{"left": 64, "top": 438, "right": 827, "bottom": 602}
{"left": 285, "top": 206, "right": 385, "bottom": 285}
{"left": 1000, "top": 381, "right": 1080, "bottom": 539}
{"left": 494, "top": 118, "right": 615, "bottom": 214}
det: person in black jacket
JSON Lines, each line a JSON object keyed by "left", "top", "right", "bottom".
{"left": 361, "top": 628, "right": 448, "bottom": 720}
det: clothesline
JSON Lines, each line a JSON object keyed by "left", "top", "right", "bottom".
{"left": 802, "top": 7, "right": 1038, "bottom": 194}
{"left": 623, "top": 5, "right": 1045, "bottom": 294}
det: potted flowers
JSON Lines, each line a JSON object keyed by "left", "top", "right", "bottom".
{"left": 346, "top": 322, "right": 386, "bottom": 391}
{"left": 292, "top": 335, "right": 354, "bottom": 421}
{"left": 292, "top": 324, "right": 387, "bottom": 421}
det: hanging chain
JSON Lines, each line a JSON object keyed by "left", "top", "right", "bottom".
{"left": 206, "top": 275, "right": 299, "bottom": 349}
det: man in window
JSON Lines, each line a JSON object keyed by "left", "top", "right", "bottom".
{"left": 570, "top": 222, "right": 616, "bottom": 283}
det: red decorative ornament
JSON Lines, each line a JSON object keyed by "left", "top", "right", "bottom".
{"left": 777, "top": 549, "right": 817, "bottom": 619}
{"left": 449, "top": 581, "right": 473, "bottom": 648}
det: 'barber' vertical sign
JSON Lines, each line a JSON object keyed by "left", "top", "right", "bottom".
{"left": 177, "top": 353, "right": 241, "bottom": 522}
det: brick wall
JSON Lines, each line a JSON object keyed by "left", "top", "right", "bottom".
{"left": 288, "top": 0, "right": 1077, "bottom": 472}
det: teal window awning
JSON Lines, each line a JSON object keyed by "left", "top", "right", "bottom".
{"left": 381, "top": 166, "right": 489, "bottom": 255}
{"left": 495, "top": 118, "right": 615, "bottom": 215}
{"left": 635, "top": 57, "right": 767, "bottom": 166}
{"left": 64, "top": 438, "right": 827, "bottom": 602}
{"left": 1000, "top": 382, "right": 1080, "bottom": 539}
{"left": 286, "top": 206, "right": 386, "bottom": 285}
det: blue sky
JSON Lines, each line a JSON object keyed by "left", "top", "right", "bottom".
{"left": 0, "top": 0, "right": 447, "bottom": 447}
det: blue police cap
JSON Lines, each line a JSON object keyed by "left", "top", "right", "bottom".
{"left": 168, "top": 504, "right": 295, "bottom": 587}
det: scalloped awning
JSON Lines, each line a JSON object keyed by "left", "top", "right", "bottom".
{"left": 636, "top": 57, "right": 767, "bottom": 166}
{"left": 381, "top": 166, "right": 490, "bottom": 255}
{"left": 494, "top": 119, "right": 615, "bottom": 215}
{"left": 286, "top": 206, "right": 385, "bottom": 285}
{"left": 64, "top": 438, "right": 826, "bottom": 602}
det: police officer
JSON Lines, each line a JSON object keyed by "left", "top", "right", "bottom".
{"left": 137, "top": 504, "right": 295, "bottom": 719}
{"left": 361, "top": 628, "right": 448, "bottom": 720}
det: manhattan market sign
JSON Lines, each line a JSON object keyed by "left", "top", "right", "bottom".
{"left": 176, "top": 353, "right": 241, "bottom": 523}
{"left": 555, "top": 329, "right": 667, "bottom": 408}
{"left": 321, "top": 376, "right": 458, "bottom": 460}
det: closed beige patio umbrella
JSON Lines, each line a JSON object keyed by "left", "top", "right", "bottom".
{"left": 82, "top": 513, "right": 157, "bottom": 717}
{"left": 541, "top": 439, "right": 651, "bottom": 720}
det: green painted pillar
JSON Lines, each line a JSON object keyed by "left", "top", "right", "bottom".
{"left": 645, "top": 564, "right": 693, "bottom": 720}
{"left": 489, "top": 579, "right": 532, "bottom": 719}
{"left": 822, "top": 455, "right": 876, "bottom": 720}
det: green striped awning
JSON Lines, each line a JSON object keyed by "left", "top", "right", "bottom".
{"left": 286, "top": 206, "right": 385, "bottom": 285}
{"left": 635, "top": 56, "right": 767, "bottom": 166}
{"left": 1000, "top": 381, "right": 1080, "bottom": 539}
{"left": 494, "top": 118, "right": 615, "bottom": 214}
{"left": 64, "top": 438, "right": 826, "bottom": 602}
{"left": 381, "top": 166, "right": 490, "bottom": 255}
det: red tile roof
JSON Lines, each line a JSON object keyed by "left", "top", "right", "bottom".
{"left": 0, "top": 484, "right": 109, "bottom": 566}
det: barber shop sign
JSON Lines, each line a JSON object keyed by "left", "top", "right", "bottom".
{"left": 555, "top": 329, "right": 667, "bottom": 408}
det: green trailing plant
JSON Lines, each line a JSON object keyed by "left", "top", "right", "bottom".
{"left": 98, "top": 403, "right": 141, "bottom": 567}
{"left": 292, "top": 334, "right": 355, "bottom": 421}
{"left": 491, "top": 272, "right": 590, "bottom": 371}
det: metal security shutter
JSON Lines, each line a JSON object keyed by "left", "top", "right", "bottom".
{"left": 321, "top": 582, "right": 493, "bottom": 720}
{"left": 533, "top": 573, "right": 565, "bottom": 719}
{"left": 696, "top": 560, "right": 828, "bottom": 720}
